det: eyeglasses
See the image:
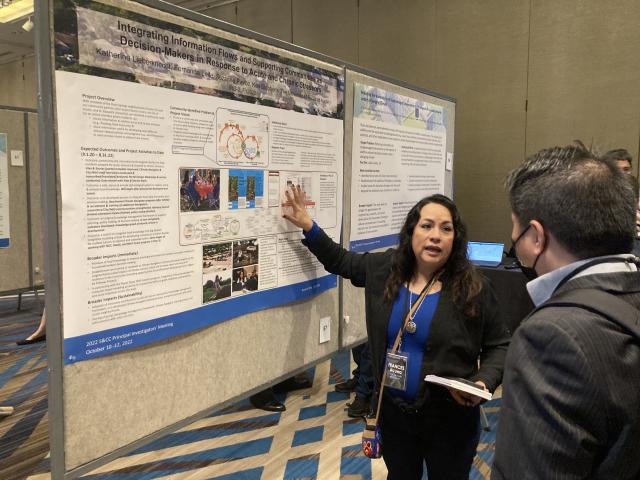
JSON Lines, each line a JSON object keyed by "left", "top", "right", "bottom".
{"left": 511, "top": 224, "right": 532, "bottom": 252}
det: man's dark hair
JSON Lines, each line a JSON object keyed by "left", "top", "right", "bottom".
{"left": 603, "top": 148, "right": 633, "bottom": 165}
{"left": 506, "top": 142, "right": 636, "bottom": 259}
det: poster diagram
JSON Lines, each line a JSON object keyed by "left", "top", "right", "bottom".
{"left": 215, "top": 108, "right": 269, "bottom": 168}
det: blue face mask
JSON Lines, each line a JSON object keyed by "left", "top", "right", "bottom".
{"left": 510, "top": 224, "right": 542, "bottom": 281}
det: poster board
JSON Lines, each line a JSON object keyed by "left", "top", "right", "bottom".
{"left": 340, "top": 70, "right": 455, "bottom": 348}
{"left": 0, "top": 109, "right": 39, "bottom": 295}
{"left": 36, "top": 0, "right": 344, "bottom": 476}
{"left": 0, "top": 132, "right": 9, "bottom": 249}
{"left": 0, "top": 108, "right": 43, "bottom": 296}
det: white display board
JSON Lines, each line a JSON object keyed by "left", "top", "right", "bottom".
{"left": 349, "top": 82, "right": 448, "bottom": 251}
{"left": 340, "top": 70, "right": 455, "bottom": 348}
{"left": 0, "top": 133, "right": 9, "bottom": 248}
{"left": 54, "top": 0, "right": 344, "bottom": 364}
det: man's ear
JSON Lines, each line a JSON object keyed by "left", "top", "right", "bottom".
{"left": 529, "top": 220, "right": 546, "bottom": 255}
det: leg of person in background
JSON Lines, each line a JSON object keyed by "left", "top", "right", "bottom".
{"left": 335, "top": 343, "right": 365, "bottom": 393}
{"left": 348, "top": 342, "right": 374, "bottom": 418}
{"left": 273, "top": 372, "right": 313, "bottom": 393}
{"left": 249, "top": 387, "right": 286, "bottom": 412}
{"left": 16, "top": 308, "right": 46, "bottom": 345}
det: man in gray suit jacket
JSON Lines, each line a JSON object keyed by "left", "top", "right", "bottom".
{"left": 492, "top": 143, "right": 640, "bottom": 479}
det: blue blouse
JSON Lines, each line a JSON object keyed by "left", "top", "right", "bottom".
{"left": 386, "top": 285, "right": 440, "bottom": 401}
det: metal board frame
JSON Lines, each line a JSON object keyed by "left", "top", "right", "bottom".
{"left": 34, "top": 0, "right": 456, "bottom": 477}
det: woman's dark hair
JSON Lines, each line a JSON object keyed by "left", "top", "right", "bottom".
{"left": 383, "top": 194, "right": 483, "bottom": 317}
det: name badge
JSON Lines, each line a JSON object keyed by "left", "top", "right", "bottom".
{"left": 384, "top": 351, "right": 409, "bottom": 391}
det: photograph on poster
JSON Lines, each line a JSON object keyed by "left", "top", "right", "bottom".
{"left": 180, "top": 168, "right": 220, "bottom": 212}
{"left": 232, "top": 238, "right": 259, "bottom": 268}
{"left": 202, "top": 241, "right": 231, "bottom": 273}
{"left": 203, "top": 271, "right": 231, "bottom": 303}
{"left": 228, "top": 169, "right": 263, "bottom": 209}
{"left": 232, "top": 265, "right": 259, "bottom": 294}
{"left": 54, "top": 0, "right": 343, "bottom": 117}
{"left": 202, "top": 242, "right": 232, "bottom": 303}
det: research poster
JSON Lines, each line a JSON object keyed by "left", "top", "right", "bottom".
{"left": 53, "top": 0, "right": 344, "bottom": 363}
{"left": 349, "top": 83, "right": 447, "bottom": 252}
{"left": 0, "top": 133, "right": 9, "bottom": 248}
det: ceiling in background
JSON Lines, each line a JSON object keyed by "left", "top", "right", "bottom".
{"left": 0, "top": 0, "right": 34, "bottom": 64}
{"left": 0, "top": 0, "right": 236, "bottom": 64}
{"left": 0, "top": 23, "right": 33, "bottom": 64}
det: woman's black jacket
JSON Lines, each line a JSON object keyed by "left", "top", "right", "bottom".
{"left": 304, "top": 227, "right": 511, "bottom": 407}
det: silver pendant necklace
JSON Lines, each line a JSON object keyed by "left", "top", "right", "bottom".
{"left": 406, "top": 289, "right": 426, "bottom": 334}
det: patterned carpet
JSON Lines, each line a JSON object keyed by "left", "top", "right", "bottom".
{"left": 0, "top": 295, "right": 49, "bottom": 480}
{"left": 0, "top": 295, "right": 499, "bottom": 479}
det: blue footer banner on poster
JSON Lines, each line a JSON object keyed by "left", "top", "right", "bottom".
{"left": 349, "top": 233, "right": 399, "bottom": 253}
{"left": 0, "top": 238, "right": 9, "bottom": 248}
{"left": 63, "top": 274, "right": 337, "bottom": 365}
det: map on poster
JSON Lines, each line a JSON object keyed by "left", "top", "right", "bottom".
{"left": 53, "top": 0, "right": 344, "bottom": 363}
{"left": 0, "top": 133, "right": 9, "bottom": 248}
{"left": 349, "top": 83, "right": 447, "bottom": 252}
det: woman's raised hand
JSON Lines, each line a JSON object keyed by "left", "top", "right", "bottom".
{"left": 283, "top": 184, "right": 314, "bottom": 232}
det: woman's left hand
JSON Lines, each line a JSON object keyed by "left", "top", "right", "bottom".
{"left": 448, "top": 381, "right": 488, "bottom": 407}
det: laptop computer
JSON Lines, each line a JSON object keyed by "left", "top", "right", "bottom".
{"left": 467, "top": 241, "right": 504, "bottom": 267}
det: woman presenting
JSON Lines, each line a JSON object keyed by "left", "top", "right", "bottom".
{"left": 283, "top": 186, "right": 510, "bottom": 480}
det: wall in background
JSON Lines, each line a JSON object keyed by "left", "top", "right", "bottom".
{"left": 0, "top": 55, "right": 37, "bottom": 109}
{"left": 205, "top": 0, "right": 640, "bottom": 244}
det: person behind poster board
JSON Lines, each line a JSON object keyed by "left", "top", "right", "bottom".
{"left": 17, "top": 308, "right": 46, "bottom": 345}
{"left": 283, "top": 187, "right": 510, "bottom": 480}
{"left": 604, "top": 148, "right": 640, "bottom": 233}
{"left": 627, "top": 174, "right": 640, "bottom": 256}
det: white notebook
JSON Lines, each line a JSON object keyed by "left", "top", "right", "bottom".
{"left": 424, "top": 375, "right": 492, "bottom": 401}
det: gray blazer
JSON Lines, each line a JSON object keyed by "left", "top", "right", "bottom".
{"left": 492, "top": 269, "right": 640, "bottom": 479}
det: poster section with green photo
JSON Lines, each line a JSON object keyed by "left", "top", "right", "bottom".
{"left": 54, "top": 0, "right": 344, "bottom": 363}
